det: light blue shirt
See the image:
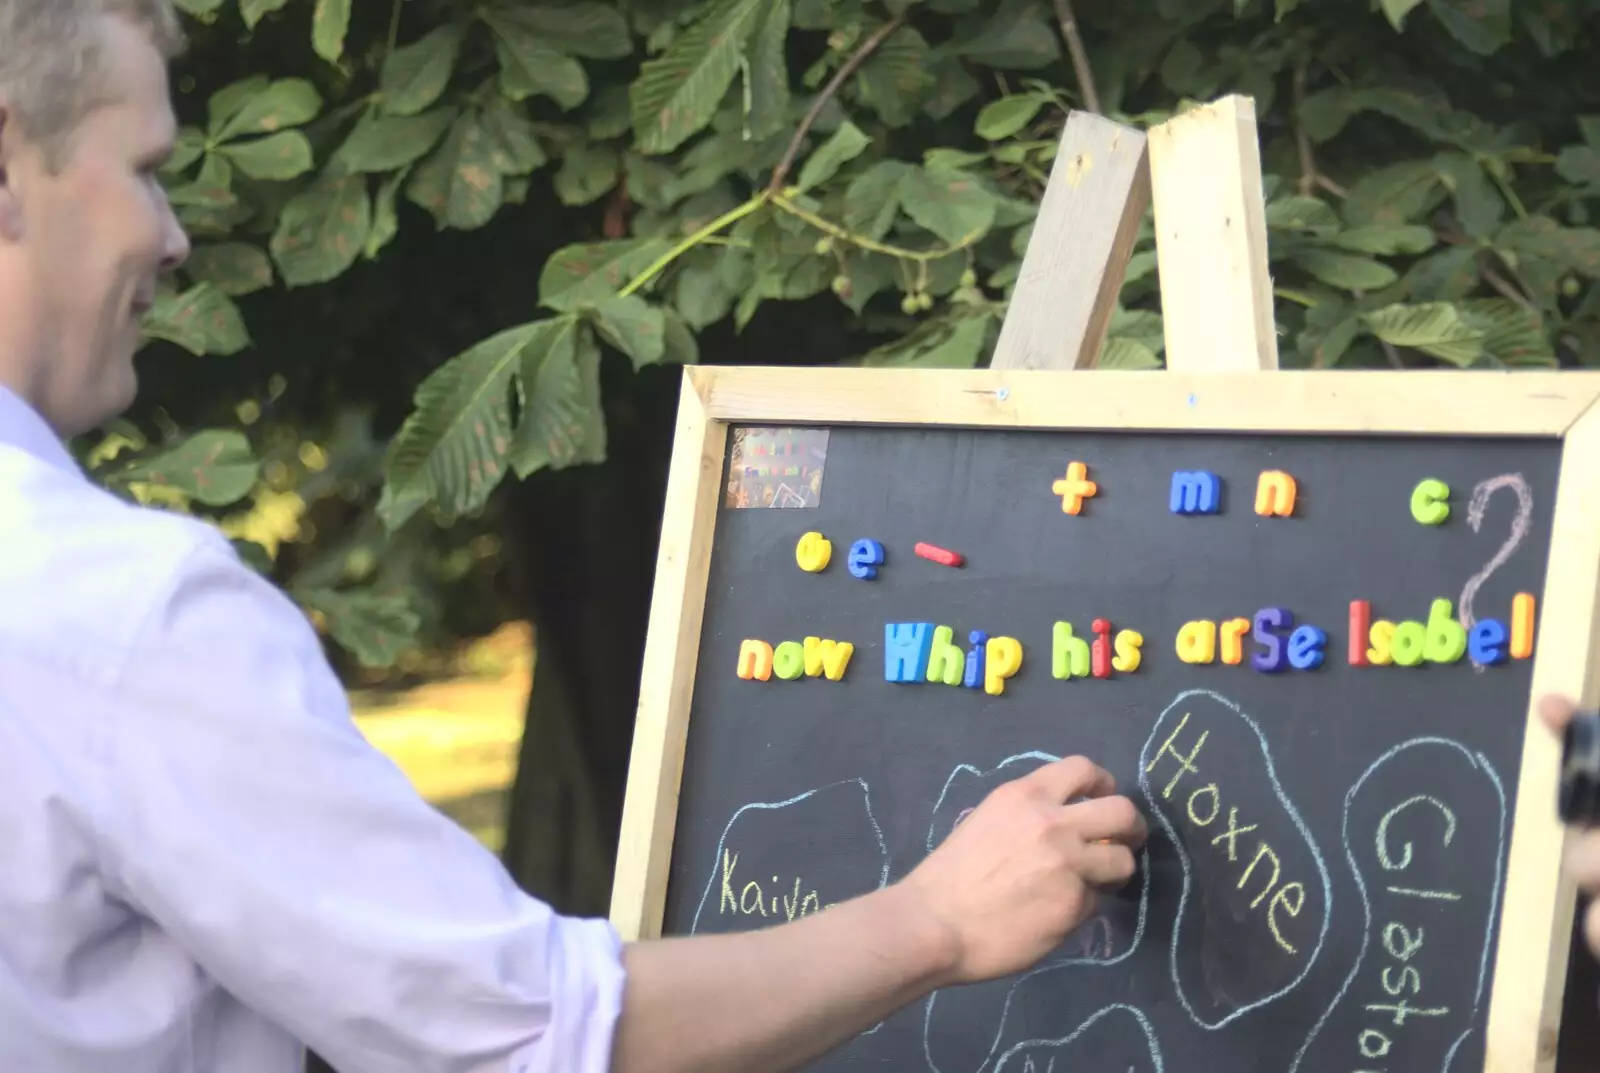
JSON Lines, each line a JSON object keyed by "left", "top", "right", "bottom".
{"left": 0, "top": 388, "right": 625, "bottom": 1072}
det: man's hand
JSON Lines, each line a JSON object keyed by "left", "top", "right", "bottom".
{"left": 614, "top": 755, "right": 1147, "bottom": 1073}
{"left": 898, "top": 756, "right": 1147, "bottom": 984}
{"left": 1541, "top": 693, "right": 1600, "bottom": 958}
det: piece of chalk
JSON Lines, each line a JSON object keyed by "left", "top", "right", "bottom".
{"left": 914, "top": 542, "right": 965, "bottom": 567}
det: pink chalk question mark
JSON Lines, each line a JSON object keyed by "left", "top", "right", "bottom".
{"left": 1457, "top": 474, "right": 1532, "bottom": 671}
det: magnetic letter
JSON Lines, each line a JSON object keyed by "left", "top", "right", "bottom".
{"left": 1176, "top": 620, "right": 1218, "bottom": 664}
{"left": 1468, "top": 620, "right": 1508, "bottom": 665}
{"left": 984, "top": 637, "right": 1023, "bottom": 696}
{"left": 1511, "top": 592, "right": 1536, "bottom": 658}
{"left": 773, "top": 641, "right": 805, "bottom": 680}
{"left": 1170, "top": 471, "right": 1221, "bottom": 515}
{"left": 1348, "top": 600, "right": 1371, "bottom": 666}
{"left": 1052, "top": 622, "right": 1091, "bottom": 680}
{"left": 1423, "top": 598, "right": 1467, "bottom": 663}
{"left": 1410, "top": 479, "right": 1450, "bottom": 525}
{"left": 1391, "top": 621, "right": 1426, "bottom": 666}
{"left": 1287, "top": 626, "right": 1327, "bottom": 670}
{"left": 1252, "top": 608, "right": 1289, "bottom": 672}
{"left": 795, "top": 531, "right": 832, "bottom": 572}
{"left": 1091, "top": 618, "right": 1114, "bottom": 679}
{"left": 885, "top": 623, "right": 933, "bottom": 681}
{"left": 846, "top": 539, "right": 884, "bottom": 579}
{"left": 1367, "top": 620, "right": 1395, "bottom": 666}
{"left": 1112, "top": 630, "right": 1144, "bottom": 673}
{"left": 1220, "top": 617, "right": 1251, "bottom": 665}
{"left": 1254, "top": 470, "right": 1297, "bottom": 517}
{"left": 964, "top": 631, "right": 988, "bottom": 689}
{"left": 737, "top": 639, "right": 773, "bottom": 680}
{"left": 926, "top": 625, "right": 964, "bottom": 686}
{"left": 804, "top": 636, "right": 854, "bottom": 680}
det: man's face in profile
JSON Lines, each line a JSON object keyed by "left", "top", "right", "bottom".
{"left": 0, "top": 12, "right": 189, "bottom": 436}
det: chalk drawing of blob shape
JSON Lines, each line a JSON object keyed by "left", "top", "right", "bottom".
{"left": 1290, "top": 738, "right": 1507, "bottom": 1073}
{"left": 921, "top": 753, "right": 1151, "bottom": 1073}
{"left": 690, "top": 778, "right": 889, "bottom": 937}
{"left": 1139, "top": 689, "right": 1332, "bottom": 1030}
{"left": 991, "top": 1004, "right": 1164, "bottom": 1073}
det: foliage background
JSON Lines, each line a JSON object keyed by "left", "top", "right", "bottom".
{"left": 97, "top": 0, "right": 1600, "bottom": 920}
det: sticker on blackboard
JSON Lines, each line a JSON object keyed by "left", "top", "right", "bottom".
{"left": 725, "top": 427, "right": 830, "bottom": 509}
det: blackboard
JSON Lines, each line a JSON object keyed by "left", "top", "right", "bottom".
{"left": 612, "top": 368, "right": 1600, "bottom": 1073}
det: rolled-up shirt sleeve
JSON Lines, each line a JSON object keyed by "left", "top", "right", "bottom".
{"left": 94, "top": 531, "right": 625, "bottom": 1073}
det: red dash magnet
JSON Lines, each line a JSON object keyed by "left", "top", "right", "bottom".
{"left": 914, "top": 542, "right": 965, "bottom": 567}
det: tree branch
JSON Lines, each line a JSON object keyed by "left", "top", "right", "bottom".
{"left": 1050, "top": 0, "right": 1101, "bottom": 114}
{"left": 766, "top": 15, "right": 906, "bottom": 195}
{"left": 1292, "top": 63, "right": 1317, "bottom": 197}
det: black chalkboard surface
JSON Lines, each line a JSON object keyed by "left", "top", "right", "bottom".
{"left": 612, "top": 368, "right": 1600, "bottom": 1073}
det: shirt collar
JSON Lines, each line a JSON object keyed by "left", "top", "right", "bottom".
{"left": 0, "top": 386, "right": 83, "bottom": 475}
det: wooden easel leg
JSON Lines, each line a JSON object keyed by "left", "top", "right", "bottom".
{"left": 1148, "top": 94, "right": 1281, "bottom": 373}
{"left": 988, "top": 111, "right": 1150, "bottom": 373}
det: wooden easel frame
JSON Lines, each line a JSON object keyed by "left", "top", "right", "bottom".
{"left": 610, "top": 97, "right": 1600, "bottom": 1073}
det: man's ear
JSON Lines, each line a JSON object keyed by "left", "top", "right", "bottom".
{"left": 0, "top": 108, "right": 24, "bottom": 243}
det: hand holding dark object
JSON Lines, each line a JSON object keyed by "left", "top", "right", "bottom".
{"left": 1542, "top": 695, "right": 1600, "bottom": 960}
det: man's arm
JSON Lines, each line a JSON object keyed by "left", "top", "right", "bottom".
{"left": 613, "top": 761, "right": 1143, "bottom": 1073}
{"left": 98, "top": 533, "right": 1144, "bottom": 1073}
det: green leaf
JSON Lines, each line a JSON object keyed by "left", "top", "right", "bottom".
{"left": 483, "top": 10, "right": 590, "bottom": 109}
{"left": 1496, "top": 217, "right": 1600, "bottom": 278}
{"left": 335, "top": 110, "right": 456, "bottom": 173}
{"left": 142, "top": 284, "right": 251, "bottom": 356}
{"left": 312, "top": 0, "right": 351, "bottom": 63}
{"left": 844, "top": 160, "right": 910, "bottom": 239}
{"left": 1433, "top": 152, "right": 1502, "bottom": 238}
{"left": 110, "top": 430, "right": 259, "bottom": 505}
{"left": 184, "top": 242, "right": 274, "bottom": 296}
{"left": 661, "top": 307, "right": 700, "bottom": 364}
{"left": 295, "top": 588, "right": 419, "bottom": 668}
{"left": 861, "top": 312, "right": 993, "bottom": 367}
{"left": 1292, "top": 249, "right": 1400, "bottom": 291}
{"left": 381, "top": 23, "right": 466, "bottom": 117}
{"left": 483, "top": 2, "right": 632, "bottom": 59}
{"left": 898, "top": 165, "right": 997, "bottom": 246}
{"left": 510, "top": 315, "right": 605, "bottom": 476}
{"left": 554, "top": 145, "right": 621, "bottom": 206}
{"left": 1380, "top": 0, "right": 1425, "bottom": 30}
{"left": 213, "top": 79, "right": 321, "bottom": 141}
{"left": 1342, "top": 161, "right": 1442, "bottom": 226}
{"left": 1098, "top": 337, "right": 1163, "bottom": 369}
{"left": 1425, "top": 0, "right": 1511, "bottom": 55}
{"left": 1362, "top": 301, "right": 1485, "bottom": 364}
{"left": 174, "top": 0, "right": 226, "bottom": 14}
{"left": 797, "top": 121, "right": 871, "bottom": 192}
{"left": 406, "top": 117, "right": 504, "bottom": 230}
{"left": 1329, "top": 225, "right": 1436, "bottom": 255}
{"left": 239, "top": 0, "right": 290, "bottom": 30}
{"left": 744, "top": 0, "right": 793, "bottom": 140}
{"left": 540, "top": 239, "right": 673, "bottom": 312}
{"left": 1265, "top": 196, "right": 1340, "bottom": 235}
{"left": 206, "top": 77, "right": 269, "bottom": 135}
{"left": 951, "top": 2, "right": 1060, "bottom": 68}
{"left": 854, "top": 26, "right": 933, "bottom": 127}
{"left": 270, "top": 173, "right": 371, "bottom": 287}
{"left": 216, "top": 131, "right": 314, "bottom": 180}
{"left": 478, "top": 98, "right": 547, "bottom": 174}
{"left": 630, "top": 0, "right": 766, "bottom": 154}
{"left": 975, "top": 94, "right": 1046, "bottom": 141}
{"left": 1556, "top": 146, "right": 1600, "bottom": 187}
{"left": 1460, "top": 298, "right": 1556, "bottom": 366}
{"left": 366, "top": 167, "right": 408, "bottom": 260}
{"left": 379, "top": 321, "right": 540, "bottom": 529}
{"left": 587, "top": 295, "right": 666, "bottom": 368}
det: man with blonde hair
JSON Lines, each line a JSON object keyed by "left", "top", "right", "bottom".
{"left": 0, "top": 3, "right": 1150, "bottom": 1072}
